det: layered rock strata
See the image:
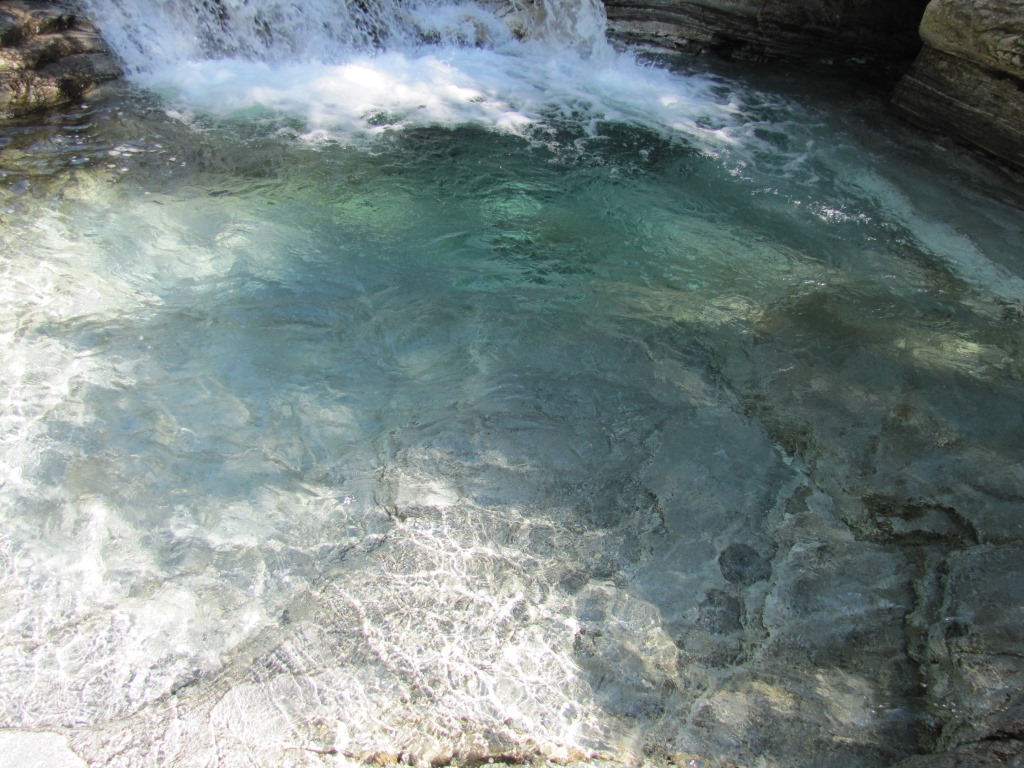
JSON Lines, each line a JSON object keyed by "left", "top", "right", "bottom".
{"left": 0, "top": 0, "right": 120, "bottom": 117}
{"left": 604, "top": 0, "right": 930, "bottom": 61}
{"left": 892, "top": 0, "right": 1024, "bottom": 176}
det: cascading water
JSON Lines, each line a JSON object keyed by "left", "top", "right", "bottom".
{"left": 75, "top": 0, "right": 740, "bottom": 145}
{"left": 83, "top": 0, "right": 610, "bottom": 64}
{"left": 2, "top": 0, "right": 1024, "bottom": 766}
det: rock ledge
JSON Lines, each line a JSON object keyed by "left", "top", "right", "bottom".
{"left": 892, "top": 0, "right": 1024, "bottom": 176}
{"left": 604, "top": 0, "right": 930, "bottom": 62}
{"left": 1, "top": 0, "right": 121, "bottom": 117}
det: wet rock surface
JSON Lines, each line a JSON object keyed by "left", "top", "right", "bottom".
{"left": 604, "top": 0, "right": 930, "bottom": 61}
{"left": 0, "top": 0, "right": 120, "bottom": 117}
{"left": 892, "top": 0, "right": 1024, "bottom": 176}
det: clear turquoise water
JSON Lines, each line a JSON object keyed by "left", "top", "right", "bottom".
{"left": 2, "top": 46, "right": 1024, "bottom": 766}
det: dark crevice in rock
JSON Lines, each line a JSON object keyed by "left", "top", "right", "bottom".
{"left": 979, "top": 731, "right": 1024, "bottom": 744}
{"left": 859, "top": 494, "right": 981, "bottom": 548}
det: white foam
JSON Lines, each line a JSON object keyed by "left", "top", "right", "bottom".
{"left": 130, "top": 48, "right": 736, "bottom": 149}
{"left": 84, "top": 0, "right": 740, "bottom": 148}
{"left": 0, "top": 732, "right": 87, "bottom": 768}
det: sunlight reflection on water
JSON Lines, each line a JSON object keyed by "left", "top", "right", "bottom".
{"left": 2, "top": 10, "right": 1024, "bottom": 765}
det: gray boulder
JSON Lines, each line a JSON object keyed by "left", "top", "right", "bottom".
{"left": 892, "top": 0, "right": 1024, "bottom": 175}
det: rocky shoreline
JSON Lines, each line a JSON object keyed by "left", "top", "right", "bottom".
{"left": 891, "top": 0, "right": 1024, "bottom": 180}
{"left": 604, "top": 0, "right": 1024, "bottom": 179}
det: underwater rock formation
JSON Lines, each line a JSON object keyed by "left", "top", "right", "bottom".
{"left": 736, "top": 291, "right": 1024, "bottom": 767}
{"left": 892, "top": 0, "right": 1024, "bottom": 176}
{"left": 0, "top": 0, "right": 120, "bottom": 117}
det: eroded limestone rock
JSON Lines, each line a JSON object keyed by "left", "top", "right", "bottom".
{"left": 892, "top": 0, "right": 1024, "bottom": 175}
{"left": 918, "top": 0, "right": 1024, "bottom": 78}
{"left": 0, "top": 0, "right": 121, "bottom": 117}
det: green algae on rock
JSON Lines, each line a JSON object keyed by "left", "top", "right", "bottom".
{"left": 0, "top": 0, "right": 120, "bottom": 117}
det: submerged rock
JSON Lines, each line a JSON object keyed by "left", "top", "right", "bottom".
{"left": 718, "top": 542, "right": 773, "bottom": 586}
{"left": 0, "top": 0, "right": 121, "bottom": 117}
{"left": 901, "top": 546, "right": 1024, "bottom": 766}
{"left": 604, "top": 0, "right": 930, "bottom": 61}
{"left": 892, "top": 0, "right": 1024, "bottom": 176}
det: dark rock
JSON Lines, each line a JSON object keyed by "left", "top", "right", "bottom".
{"left": 697, "top": 588, "right": 742, "bottom": 633}
{"left": 718, "top": 542, "right": 772, "bottom": 585}
{"left": 890, "top": 739, "right": 1024, "bottom": 767}
{"left": 604, "top": 0, "right": 930, "bottom": 62}
{"left": 892, "top": 46, "right": 1024, "bottom": 174}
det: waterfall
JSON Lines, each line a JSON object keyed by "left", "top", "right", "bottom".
{"left": 80, "top": 0, "right": 611, "bottom": 70}
{"left": 76, "top": 0, "right": 740, "bottom": 147}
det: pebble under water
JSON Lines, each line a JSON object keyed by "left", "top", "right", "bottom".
{"left": 2, "top": 36, "right": 1024, "bottom": 768}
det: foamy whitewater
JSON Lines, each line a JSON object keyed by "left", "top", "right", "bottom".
{"left": 81, "top": 0, "right": 740, "bottom": 145}
{"left": 2, "top": 0, "right": 1024, "bottom": 766}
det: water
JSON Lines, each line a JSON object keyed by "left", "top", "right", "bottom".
{"left": 2, "top": 1, "right": 1024, "bottom": 766}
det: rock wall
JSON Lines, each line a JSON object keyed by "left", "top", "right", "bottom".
{"left": 892, "top": 0, "right": 1024, "bottom": 176}
{"left": 604, "top": 0, "right": 931, "bottom": 61}
{"left": 0, "top": 0, "right": 120, "bottom": 118}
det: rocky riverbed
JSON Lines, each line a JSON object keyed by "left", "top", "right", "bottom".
{"left": 2, "top": 2, "right": 1024, "bottom": 768}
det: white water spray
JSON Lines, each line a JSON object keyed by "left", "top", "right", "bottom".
{"left": 80, "top": 0, "right": 739, "bottom": 144}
